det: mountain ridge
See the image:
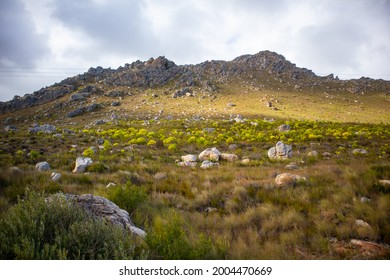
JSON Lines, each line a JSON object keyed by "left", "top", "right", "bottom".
{"left": 1, "top": 50, "right": 389, "bottom": 114}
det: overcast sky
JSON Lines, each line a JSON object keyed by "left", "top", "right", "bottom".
{"left": 1, "top": 0, "right": 389, "bottom": 102}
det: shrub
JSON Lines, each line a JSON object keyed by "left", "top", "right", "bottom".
{"left": 0, "top": 191, "right": 143, "bottom": 260}
{"left": 147, "top": 140, "right": 157, "bottom": 146}
{"left": 82, "top": 147, "right": 95, "bottom": 158}
{"left": 106, "top": 183, "right": 148, "bottom": 215}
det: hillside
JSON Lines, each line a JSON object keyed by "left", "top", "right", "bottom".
{"left": 0, "top": 51, "right": 389, "bottom": 260}
{"left": 1, "top": 50, "right": 389, "bottom": 124}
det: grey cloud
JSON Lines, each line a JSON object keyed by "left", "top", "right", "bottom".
{"left": 49, "top": 0, "right": 158, "bottom": 58}
{"left": 0, "top": 0, "right": 48, "bottom": 66}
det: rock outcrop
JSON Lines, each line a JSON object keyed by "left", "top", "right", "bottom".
{"left": 73, "top": 157, "right": 93, "bottom": 173}
{"left": 63, "top": 194, "right": 146, "bottom": 237}
{"left": 268, "top": 141, "right": 292, "bottom": 160}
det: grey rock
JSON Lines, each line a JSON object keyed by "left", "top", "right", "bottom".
{"left": 227, "top": 102, "right": 236, "bottom": 107}
{"left": 86, "top": 103, "right": 99, "bottom": 112}
{"left": 353, "top": 148, "right": 368, "bottom": 155}
{"left": 181, "top": 154, "right": 197, "bottom": 162}
{"left": 106, "top": 182, "right": 117, "bottom": 188}
{"left": 63, "top": 194, "right": 146, "bottom": 237}
{"left": 278, "top": 124, "right": 291, "bottom": 132}
{"left": 360, "top": 196, "right": 371, "bottom": 203}
{"left": 69, "top": 93, "right": 85, "bottom": 102}
{"left": 29, "top": 124, "right": 56, "bottom": 134}
{"left": 379, "top": 180, "right": 390, "bottom": 187}
{"left": 106, "top": 91, "right": 125, "bottom": 97}
{"left": 111, "top": 101, "right": 121, "bottom": 106}
{"left": 177, "top": 161, "right": 197, "bottom": 168}
{"left": 275, "top": 173, "right": 306, "bottom": 187}
{"left": 228, "top": 144, "right": 238, "bottom": 151}
{"left": 67, "top": 107, "right": 85, "bottom": 118}
{"left": 241, "top": 158, "right": 250, "bottom": 165}
{"left": 355, "top": 219, "right": 371, "bottom": 228}
{"left": 307, "top": 150, "right": 318, "bottom": 157}
{"left": 220, "top": 153, "right": 239, "bottom": 162}
{"left": 4, "top": 125, "right": 18, "bottom": 132}
{"left": 200, "top": 160, "right": 219, "bottom": 169}
{"left": 199, "top": 147, "right": 221, "bottom": 161}
{"left": 35, "top": 161, "right": 50, "bottom": 171}
{"left": 285, "top": 162, "right": 299, "bottom": 170}
{"left": 268, "top": 141, "right": 292, "bottom": 160}
{"left": 73, "top": 157, "right": 93, "bottom": 173}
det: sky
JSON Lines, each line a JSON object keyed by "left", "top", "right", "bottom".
{"left": 0, "top": 0, "right": 389, "bottom": 102}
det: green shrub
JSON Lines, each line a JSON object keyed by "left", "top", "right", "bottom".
{"left": 106, "top": 183, "right": 148, "bottom": 215}
{"left": 0, "top": 191, "right": 143, "bottom": 260}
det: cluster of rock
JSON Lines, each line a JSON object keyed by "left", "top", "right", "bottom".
{"left": 177, "top": 147, "right": 239, "bottom": 169}
{"left": 267, "top": 141, "right": 292, "bottom": 160}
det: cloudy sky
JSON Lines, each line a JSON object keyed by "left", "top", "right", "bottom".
{"left": 1, "top": 0, "right": 389, "bottom": 102}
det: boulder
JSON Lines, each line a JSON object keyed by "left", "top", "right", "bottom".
{"left": 278, "top": 124, "right": 291, "bottom": 132}
{"left": 73, "top": 157, "right": 93, "bottom": 173}
{"left": 63, "top": 194, "right": 146, "bottom": 237}
{"left": 199, "top": 147, "right": 221, "bottom": 161}
{"left": 69, "top": 93, "right": 85, "bottom": 102}
{"left": 51, "top": 172, "right": 61, "bottom": 181}
{"left": 268, "top": 141, "right": 292, "bottom": 160}
{"left": 275, "top": 173, "right": 306, "bottom": 187}
{"left": 67, "top": 107, "right": 84, "bottom": 118}
{"left": 35, "top": 161, "right": 50, "bottom": 171}
{"left": 181, "top": 154, "right": 197, "bottom": 162}
{"left": 241, "top": 158, "right": 250, "bottom": 165}
{"left": 220, "top": 153, "right": 239, "bottom": 162}
{"left": 200, "top": 160, "right": 219, "bottom": 169}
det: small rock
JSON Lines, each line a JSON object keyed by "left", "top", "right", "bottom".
{"left": 378, "top": 180, "right": 390, "bottom": 187}
{"left": 200, "top": 160, "right": 219, "bottom": 169}
{"left": 111, "top": 101, "right": 121, "bottom": 106}
{"left": 220, "top": 153, "right": 239, "bottom": 162}
{"left": 307, "top": 151, "right": 318, "bottom": 157}
{"left": 278, "top": 124, "right": 291, "bottom": 132}
{"left": 29, "top": 124, "right": 56, "bottom": 134}
{"left": 352, "top": 148, "right": 368, "bottom": 155}
{"left": 205, "top": 207, "right": 218, "bottom": 213}
{"left": 73, "top": 157, "right": 93, "bottom": 173}
{"left": 228, "top": 144, "right": 238, "bottom": 151}
{"left": 154, "top": 172, "right": 167, "bottom": 180}
{"left": 181, "top": 154, "right": 197, "bottom": 162}
{"left": 360, "top": 197, "right": 371, "bottom": 203}
{"left": 35, "top": 161, "right": 50, "bottom": 171}
{"left": 106, "top": 182, "right": 117, "bottom": 188}
{"left": 51, "top": 172, "right": 61, "bottom": 181}
{"left": 241, "top": 158, "right": 250, "bottom": 165}
{"left": 285, "top": 162, "right": 299, "bottom": 170}
{"left": 322, "top": 152, "right": 332, "bottom": 158}
{"left": 177, "top": 161, "right": 197, "bottom": 168}
{"left": 355, "top": 219, "right": 371, "bottom": 228}
{"left": 234, "top": 115, "right": 245, "bottom": 123}
{"left": 199, "top": 147, "right": 221, "bottom": 161}
{"left": 275, "top": 173, "right": 306, "bottom": 187}
{"left": 227, "top": 102, "right": 236, "bottom": 107}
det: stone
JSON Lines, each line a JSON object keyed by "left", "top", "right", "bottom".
{"left": 69, "top": 93, "right": 85, "bottom": 102}
{"left": 352, "top": 148, "right": 368, "bottom": 155}
{"left": 285, "top": 162, "right": 299, "bottom": 170}
{"left": 107, "top": 91, "right": 125, "bottom": 97}
{"left": 63, "top": 194, "right": 146, "bottom": 237}
{"left": 205, "top": 207, "right": 218, "bottom": 213}
{"left": 177, "top": 161, "right": 197, "bottom": 167}
{"left": 241, "top": 158, "right": 250, "bottom": 165}
{"left": 228, "top": 144, "right": 238, "bottom": 151}
{"left": 278, "top": 124, "right": 291, "bottom": 132}
{"left": 4, "top": 125, "right": 18, "bottom": 132}
{"left": 323, "top": 152, "right": 332, "bottom": 158}
{"left": 200, "top": 160, "right": 219, "bottom": 169}
{"left": 73, "top": 157, "right": 93, "bottom": 173}
{"left": 111, "top": 101, "right": 120, "bottom": 106}
{"left": 307, "top": 150, "right": 318, "bottom": 157}
{"left": 220, "top": 153, "right": 239, "bottom": 162}
{"left": 154, "top": 172, "right": 167, "bottom": 180}
{"left": 86, "top": 103, "right": 99, "bottom": 112}
{"left": 29, "top": 124, "right": 56, "bottom": 134}
{"left": 106, "top": 182, "right": 117, "bottom": 188}
{"left": 181, "top": 154, "right": 197, "bottom": 162}
{"left": 227, "top": 102, "right": 236, "bottom": 107}
{"left": 51, "top": 172, "right": 61, "bottom": 181}
{"left": 234, "top": 115, "right": 245, "bottom": 123}
{"left": 360, "top": 196, "right": 371, "bottom": 203}
{"left": 199, "top": 147, "right": 221, "bottom": 161}
{"left": 275, "top": 173, "right": 306, "bottom": 187}
{"left": 67, "top": 107, "right": 84, "bottom": 118}
{"left": 268, "top": 141, "right": 292, "bottom": 160}
{"left": 35, "top": 161, "right": 50, "bottom": 171}
{"left": 379, "top": 180, "right": 390, "bottom": 187}
{"left": 355, "top": 219, "right": 371, "bottom": 228}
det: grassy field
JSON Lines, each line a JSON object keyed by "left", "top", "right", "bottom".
{"left": 1, "top": 92, "right": 389, "bottom": 259}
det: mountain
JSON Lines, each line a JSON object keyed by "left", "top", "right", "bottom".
{"left": 1, "top": 50, "right": 389, "bottom": 114}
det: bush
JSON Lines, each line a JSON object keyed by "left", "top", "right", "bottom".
{"left": 0, "top": 191, "right": 143, "bottom": 260}
{"left": 106, "top": 183, "right": 148, "bottom": 215}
